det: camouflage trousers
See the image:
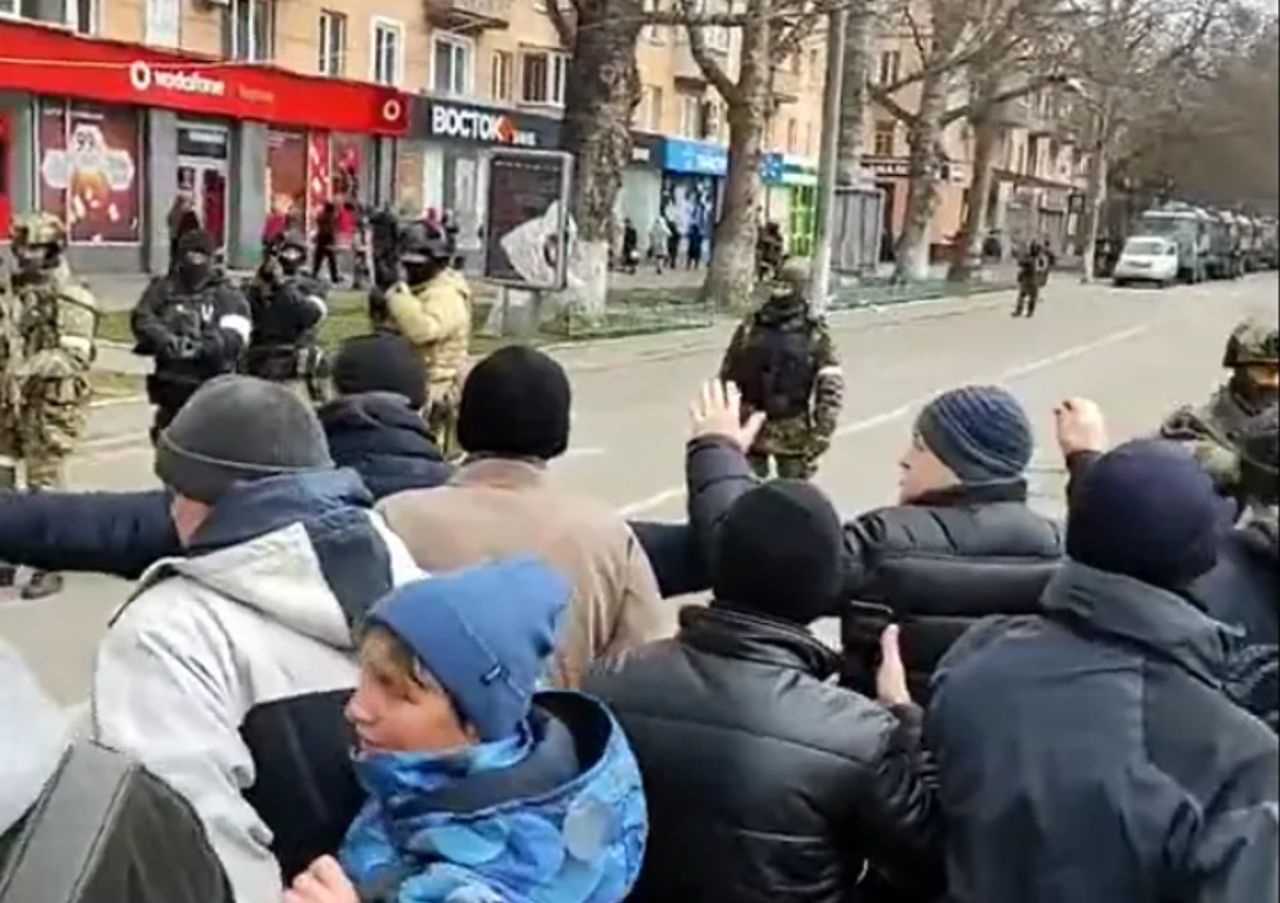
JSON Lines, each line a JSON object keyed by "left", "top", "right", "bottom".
{"left": 747, "top": 415, "right": 831, "bottom": 481}
{"left": 426, "top": 379, "right": 462, "bottom": 461}
{"left": 0, "top": 374, "right": 91, "bottom": 490}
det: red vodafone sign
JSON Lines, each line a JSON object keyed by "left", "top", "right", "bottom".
{"left": 0, "top": 20, "right": 409, "bottom": 136}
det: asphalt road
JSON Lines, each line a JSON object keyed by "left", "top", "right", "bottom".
{"left": 3, "top": 272, "right": 1276, "bottom": 706}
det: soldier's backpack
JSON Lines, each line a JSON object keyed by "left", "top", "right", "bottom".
{"left": 0, "top": 741, "right": 232, "bottom": 903}
{"left": 730, "top": 307, "right": 819, "bottom": 419}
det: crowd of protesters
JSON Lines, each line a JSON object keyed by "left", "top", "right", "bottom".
{"left": 0, "top": 308, "right": 1277, "bottom": 903}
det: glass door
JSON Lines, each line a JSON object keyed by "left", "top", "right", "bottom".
{"left": 177, "top": 161, "right": 229, "bottom": 250}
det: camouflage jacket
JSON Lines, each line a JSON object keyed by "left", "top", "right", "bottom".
{"left": 1160, "top": 385, "right": 1258, "bottom": 494}
{"left": 721, "top": 303, "right": 845, "bottom": 456}
{"left": 381, "top": 269, "right": 471, "bottom": 390}
{"left": 5, "top": 263, "right": 97, "bottom": 380}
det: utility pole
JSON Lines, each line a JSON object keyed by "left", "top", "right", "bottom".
{"left": 810, "top": 4, "right": 848, "bottom": 313}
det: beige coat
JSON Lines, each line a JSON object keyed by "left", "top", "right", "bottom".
{"left": 378, "top": 458, "right": 674, "bottom": 688}
{"left": 385, "top": 269, "right": 471, "bottom": 394}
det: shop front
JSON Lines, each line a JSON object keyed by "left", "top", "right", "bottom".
{"left": 618, "top": 132, "right": 664, "bottom": 255}
{"left": 660, "top": 138, "right": 726, "bottom": 261}
{"left": 0, "top": 18, "right": 408, "bottom": 273}
{"left": 761, "top": 153, "right": 818, "bottom": 257}
{"left": 401, "top": 98, "right": 562, "bottom": 265}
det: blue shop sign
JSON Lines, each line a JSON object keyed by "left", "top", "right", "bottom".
{"left": 662, "top": 138, "right": 728, "bottom": 177}
{"left": 760, "top": 152, "right": 785, "bottom": 183}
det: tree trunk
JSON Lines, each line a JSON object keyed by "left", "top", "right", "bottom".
{"left": 1077, "top": 104, "right": 1112, "bottom": 283}
{"left": 701, "top": 0, "right": 771, "bottom": 311}
{"left": 836, "top": 0, "right": 876, "bottom": 186}
{"left": 893, "top": 68, "right": 947, "bottom": 281}
{"left": 558, "top": 0, "right": 643, "bottom": 316}
{"left": 946, "top": 107, "right": 999, "bottom": 283}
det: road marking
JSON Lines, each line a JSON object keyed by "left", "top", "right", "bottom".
{"left": 615, "top": 322, "right": 1153, "bottom": 517}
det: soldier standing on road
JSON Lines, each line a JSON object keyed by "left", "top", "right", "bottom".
{"left": 0, "top": 213, "right": 98, "bottom": 599}
{"left": 244, "top": 230, "right": 329, "bottom": 402}
{"left": 720, "top": 259, "right": 844, "bottom": 480}
{"left": 131, "top": 229, "right": 251, "bottom": 441}
{"left": 1012, "top": 240, "right": 1049, "bottom": 318}
{"left": 374, "top": 221, "right": 470, "bottom": 457}
{"left": 1161, "top": 317, "right": 1279, "bottom": 503}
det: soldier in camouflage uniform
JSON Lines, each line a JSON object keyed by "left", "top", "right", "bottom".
{"left": 1161, "top": 317, "right": 1279, "bottom": 504}
{"left": 720, "top": 259, "right": 845, "bottom": 480}
{"left": 0, "top": 213, "right": 97, "bottom": 598}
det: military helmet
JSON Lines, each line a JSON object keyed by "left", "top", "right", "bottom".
{"left": 1223, "top": 318, "right": 1280, "bottom": 368}
{"left": 10, "top": 212, "right": 67, "bottom": 250}
{"left": 773, "top": 258, "right": 813, "bottom": 294}
{"left": 399, "top": 221, "right": 450, "bottom": 264}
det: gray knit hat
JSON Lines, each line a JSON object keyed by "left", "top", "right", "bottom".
{"left": 915, "top": 385, "right": 1033, "bottom": 483}
{"left": 155, "top": 375, "right": 333, "bottom": 503}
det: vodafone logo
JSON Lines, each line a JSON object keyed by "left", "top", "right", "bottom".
{"left": 381, "top": 98, "right": 403, "bottom": 123}
{"left": 129, "top": 61, "right": 227, "bottom": 97}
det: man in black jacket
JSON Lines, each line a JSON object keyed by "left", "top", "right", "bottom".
{"left": 687, "top": 380, "right": 1062, "bottom": 701}
{"left": 586, "top": 479, "right": 940, "bottom": 903}
{"left": 928, "top": 438, "right": 1277, "bottom": 903}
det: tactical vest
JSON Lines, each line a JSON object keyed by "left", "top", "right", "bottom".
{"left": 731, "top": 307, "right": 819, "bottom": 419}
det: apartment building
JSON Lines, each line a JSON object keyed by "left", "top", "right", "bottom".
{"left": 0, "top": 0, "right": 830, "bottom": 272}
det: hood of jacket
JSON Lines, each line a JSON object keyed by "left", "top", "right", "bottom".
{"left": 340, "top": 691, "right": 646, "bottom": 903}
{"left": 1042, "top": 560, "right": 1237, "bottom": 688}
{"left": 683, "top": 605, "right": 841, "bottom": 679}
{"left": 135, "top": 468, "right": 411, "bottom": 650}
{"left": 320, "top": 393, "right": 445, "bottom": 463}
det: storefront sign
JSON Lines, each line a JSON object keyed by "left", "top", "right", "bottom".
{"left": 662, "top": 138, "right": 728, "bottom": 177}
{"left": 483, "top": 149, "right": 573, "bottom": 291}
{"left": 415, "top": 99, "right": 561, "bottom": 149}
{"left": 865, "top": 157, "right": 910, "bottom": 179}
{"left": 629, "top": 131, "right": 663, "bottom": 168}
{"left": 761, "top": 152, "right": 817, "bottom": 187}
{"left": 0, "top": 20, "right": 409, "bottom": 136}
{"left": 177, "top": 126, "right": 229, "bottom": 159}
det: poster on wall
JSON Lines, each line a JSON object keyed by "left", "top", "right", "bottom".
{"left": 39, "top": 101, "right": 140, "bottom": 244}
{"left": 482, "top": 150, "right": 572, "bottom": 291}
{"left": 267, "top": 130, "right": 308, "bottom": 228}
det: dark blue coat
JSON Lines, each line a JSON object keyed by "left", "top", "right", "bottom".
{"left": 928, "top": 561, "right": 1279, "bottom": 903}
{"left": 317, "top": 393, "right": 451, "bottom": 500}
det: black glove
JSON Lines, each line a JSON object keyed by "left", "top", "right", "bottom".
{"left": 161, "top": 334, "right": 201, "bottom": 362}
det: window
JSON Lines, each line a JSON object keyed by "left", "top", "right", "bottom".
{"left": 223, "top": 0, "right": 274, "bottom": 62}
{"left": 704, "top": 101, "right": 721, "bottom": 140}
{"left": 804, "top": 121, "right": 813, "bottom": 156}
{"left": 808, "top": 49, "right": 820, "bottom": 84}
{"left": 318, "top": 11, "right": 346, "bottom": 77}
{"left": 1027, "top": 137, "right": 1040, "bottom": 175}
{"left": 873, "top": 120, "right": 895, "bottom": 156}
{"left": 786, "top": 118, "right": 797, "bottom": 153}
{"left": 521, "top": 50, "right": 569, "bottom": 106}
{"left": 706, "top": 0, "right": 731, "bottom": 52}
{"left": 680, "top": 94, "right": 702, "bottom": 138}
{"left": 371, "top": 18, "right": 404, "bottom": 86}
{"left": 648, "top": 86, "right": 663, "bottom": 131}
{"left": 67, "top": 0, "right": 97, "bottom": 34}
{"left": 434, "top": 34, "right": 473, "bottom": 96}
{"left": 877, "top": 50, "right": 901, "bottom": 86}
{"left": 144, "top": 0, "right": 180, "bottom": 45}
{"left": 645, "top": 0, "right": 666, "bottom": 44}
{"left": 491, "top": 51, "right": 513, "bottom": 101}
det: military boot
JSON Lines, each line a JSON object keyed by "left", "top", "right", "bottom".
{"left": 0, "top": 466, "right": 16, "bottom": 588}
{"left": 21, "top": 569, "right": 64, "bottom": 600}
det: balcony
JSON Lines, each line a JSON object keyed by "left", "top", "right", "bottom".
{"left": 424, "top": 0, "right": 511, "bottom": 33}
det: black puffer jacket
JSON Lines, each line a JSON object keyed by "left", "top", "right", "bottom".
{"left": 317, "top": 392, "right": 452, "bottom": 499}
{"left": 584, "top": 606, "right": 942, "bottom": 903}
{"left": 687, "top": 435, "right": 1063, "bottom": 700}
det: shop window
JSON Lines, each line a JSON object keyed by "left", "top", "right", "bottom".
{"left": 877, "top": 50, "right": 901, "bottom": 86}
{"left": 144, "top": 0, "right": 180, "bottom": 46}
{"left": 318, "top": 10, "right": 346, "bottom": 77}
{"left": 223, "top": 0, "right": 274, "bottom": 63}
{"left": 521, "top": 50, "right": 569, "bottom": 107}
{"left": 372, "top": 18, "right": 405, "bottom": 87}
{"left": 434, "top": 34, "right": 473, "bottom": 97}
{"left": 38, "top": 100, "right": 142, "bottom": 245}
{"left": 266, "top": 130, "right": 308, "bottom": 232}
{"left": 873, "top": 120, "right": 895, "bottom": 157}
{"left": 491, "top": 51, "right": 513, "bottom": 102}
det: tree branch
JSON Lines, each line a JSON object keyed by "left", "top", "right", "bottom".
{"left": 544, "top": 0, "right": 577, "bottom": 46}
{"left": 869, "top": 79, "right": 920, "bottom": 126}
{"left": 681, "top": 0, "right": 740, "bottom": 100}
{"left": 940, "top": 72, "right": 1069, "bottom": 125}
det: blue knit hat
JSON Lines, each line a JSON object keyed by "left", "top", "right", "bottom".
{"left": 1067, "top": 439, "right": 1231, "bottom": 589}
{"left": 367, "top": 558, "right": 569, "bottom": 741}
{"left": 915, "top": 385, "right": 1033, "bottom": 483}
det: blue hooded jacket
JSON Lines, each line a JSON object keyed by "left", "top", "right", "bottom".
{"left": 340, "top": 691, "right": 646, "bottom": 903}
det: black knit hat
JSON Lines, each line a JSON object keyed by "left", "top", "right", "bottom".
{"left": 155, "top": 375, "right": 333, "bottom": 504}
{"left": 712, "top": 480, "right": 846, "bottom": 625}
{"left": 457, "top": 346, "right": 571, "bottom": 460}
{"left": 332, "top": 333, "right": 428, "bottom": 410}
{"left": 176, "top": 228, "right": 215, "bottom": 257}
{"left": 1067, "top": 439, "right": 1229, "bottom": 589}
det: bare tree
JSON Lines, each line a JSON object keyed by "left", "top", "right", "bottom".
{"left": 836, "top": 0, "right": 878, "bottom": 185}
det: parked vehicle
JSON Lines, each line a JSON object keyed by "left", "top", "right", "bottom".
{"left": 1112, "top": 237, "right": 1180, "bottom": 287}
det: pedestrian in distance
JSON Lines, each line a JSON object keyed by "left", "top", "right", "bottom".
{"left": 928, "top": 436, "right": 1278, "bottom": 903}
{"left": 282, "top": 559, "right": 647, "bottom": 903}
{"left": 622, "top": 218, "right": 639, "bottom": 274}
{"left": 665, "top": 216, "right": 681, "bottom": 270}
{"left": 312, "top": 201, "right": 341, "bottom": 284}
{"left": 586, "top": 479, "right": 942, "bottom": 903}
{"left": 1012, "top": 239, "right": 1049, "bottom": 317}
{"left": 89, "top": 376, "right": 421, "bottom": 903}
{"left": 648, "top": 215, "right": 671, "bottom": 274}
{"left": 377, "top": 345, "right": 673, "bottom": 689}
{"left": 684, "top": 381, "right": 1062, "bottom": 703}
{"left": 719, "top": 259, "right": 844, "bottom": 480}
{"left": 686, "top": 220, "right": 704, "bottom": 269}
